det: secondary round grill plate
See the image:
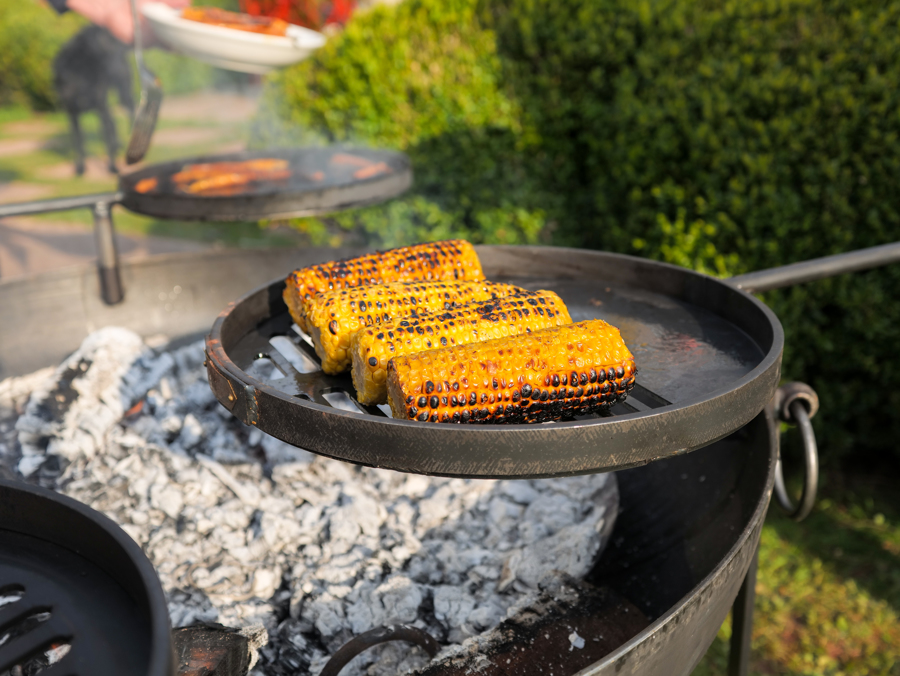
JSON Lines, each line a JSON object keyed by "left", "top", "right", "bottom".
{"left": 0, "top": 480, "right": 173, "bottom": 676}
{"left": 206, "top": 246, "right": 783, "bottom": 478}
{"left": 119, "top": 147, "right": 411, "bottom": 222}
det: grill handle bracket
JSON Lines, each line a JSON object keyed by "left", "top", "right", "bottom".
{"left": 319, "top": 625, "right": 440, "bottom": 676}
{"left": 773, "top": 382, "right": 819, "bottom": 522}
{"left": 0, "top": 192, "right": 125, "bottom": 306}
{"left": 728, "top": 240, "right": 900, "bottom": 293}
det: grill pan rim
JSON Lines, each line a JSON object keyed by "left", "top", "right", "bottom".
{"left": 118, "top": 147, "right": 412, "bottom": 222}
{"left": 205, "top": 245, "right": 784, "bottom": 478}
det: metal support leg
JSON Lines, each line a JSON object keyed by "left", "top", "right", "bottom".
{"left": 728, "top": 542, "right": 759, "bottom": 676}
{"left": 92, "top": 201, "right": 124, "bottom": 305}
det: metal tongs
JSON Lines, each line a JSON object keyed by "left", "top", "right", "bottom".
{"left": 125, "top": 0, "right": 162, "bottom": 164}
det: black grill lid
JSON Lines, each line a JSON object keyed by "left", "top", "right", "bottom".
{"left": 205, "top": 245, "right": 783, "bottom": 478}
{"left": 0, "top": 480, "right": 173, "bottom": 676}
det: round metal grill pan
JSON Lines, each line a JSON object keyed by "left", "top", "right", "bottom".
{"left": 206, "top": 245, "right": 783, "bottom": 478}
{"left": 119, "top": 147, "right": 411, "bottom": 221}
{"left": 0, "top": 480, "right": 173, "bottom": 676}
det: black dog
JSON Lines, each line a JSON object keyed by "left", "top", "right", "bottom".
{"left": 53, "top": 26, "right": 134, "bottom": 175}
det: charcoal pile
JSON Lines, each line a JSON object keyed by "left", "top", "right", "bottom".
{"left": 1, "top": 328, "right": 618, "bottom": 675}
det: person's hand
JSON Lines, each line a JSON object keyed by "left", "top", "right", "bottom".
{"left": 66, "top": 0, "right": 192, "bottom": 45}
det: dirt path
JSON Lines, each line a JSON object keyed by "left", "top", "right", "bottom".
{"left": 0, "top": 217, "right": 210, "bottom": 280}
{"left": 0, "top": 90, "right": 259, "bottom": 280}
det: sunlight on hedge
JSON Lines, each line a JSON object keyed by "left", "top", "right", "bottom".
{"left": 264, "top": 0, "right": 900, "bottom": 468}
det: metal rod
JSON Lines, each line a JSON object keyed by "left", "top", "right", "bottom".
{"left": 92, "top": 201, "right": 124, "bottom": 305}
{"left": 728, "top": 241, "right": 900, "bottom": 292}
{"left": 129, "top": 0, "right": 144, "bottom": 69}
{"left": 0, "top": 192, "right": 123, "bottom": 218}
{"left": 728, "top": 541, "right": 759, "bottom": 676}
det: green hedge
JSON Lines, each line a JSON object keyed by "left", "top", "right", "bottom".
{"left": 0, "top": 0, "right": 83, "bottom": 109}
{"left": 486, "top": 0, "right": 900, "bottom": 459}
{"left": 262, "top": 0, "right": 551, "bottom": 247}
{"left": 0, "top": 0, "right": 241, "bottom": 110}
{"left": 269, "top": 0, "right": 900, "bottom": 462}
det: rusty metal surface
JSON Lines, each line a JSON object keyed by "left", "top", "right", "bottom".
{"left": 173, "top": 625, "right": 251, "bottom": 676}
{"left": 205, "top": 245, "right": 784, "bottom": 478}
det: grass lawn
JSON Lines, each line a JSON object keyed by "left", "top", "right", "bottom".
{"left": 694, "top": 463, "right": 900, "bottom": 676}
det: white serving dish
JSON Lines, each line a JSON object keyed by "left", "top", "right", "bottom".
{"left": 142, "top": 2, "right": 326, "bottom": 74}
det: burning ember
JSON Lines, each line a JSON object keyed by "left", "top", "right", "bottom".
{"left": 1, "top": 328, "right": 618, "bottom": 675}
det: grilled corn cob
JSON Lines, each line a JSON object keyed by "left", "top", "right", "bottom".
{"left": 351, "top": 290, "right": 573, "bottom": 405}
{"left": 386, "top": 319, "right": 636, "bottom": 424}
{"left": 307, "top": 281, "right": 522, "bottom": 374}
{"left": 284, "top": 240, "right": 484, "bottom": 332}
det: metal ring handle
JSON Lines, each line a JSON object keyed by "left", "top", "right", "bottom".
{"left": 774, "top": 399, "right": 819, "bottom": 521}
{"left": 319, "top": 625, "right": 440, "bottom": 676}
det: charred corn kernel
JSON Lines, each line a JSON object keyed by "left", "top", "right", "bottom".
{"left": 386, "top": 319, "right": 637, "bottom": 424}
{"left": 351, "top": 290, "right": 573, "bottom": 405}
{"left": 283, "top": 240, "right": 484, "bottom": 332}
{"left": 307, "top": 281, "right": 522, "bottom": 374}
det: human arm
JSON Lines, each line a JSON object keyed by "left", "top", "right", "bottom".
{"left": 62, "top": 0, "right": 192, "bottom": 44}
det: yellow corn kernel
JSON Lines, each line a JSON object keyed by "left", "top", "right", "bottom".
{"left": 283, "top": 240, "right": 484, "bottom": 332}
{"left": 386, "top": 319, "right": 637, "bottom": 424}
{"left": 351, "top": 290, "right": 573, "bottom": 405}
{"left": 306, "top": 280, "right": 522, "bottom": 374}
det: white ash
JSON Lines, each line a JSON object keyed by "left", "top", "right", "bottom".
{"left": 4, "top": 328, "right": 618, "bottom": 676}
{"left": 568, "top": 630, "right": 585, "bottom": 650}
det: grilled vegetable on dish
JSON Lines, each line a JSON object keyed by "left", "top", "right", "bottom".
{"left": 171, "top": 158, "right": 289, "bottom": 185}
{"left": 181, "top": 7, "right": 291, "bottom": 35}
{"left": 386, "top": 319, "right": 636, "bottom": 424}
{"left": 306, "top": 281, "right": 522, "bottom": 374}
{"left": 284, "top": 240, "right": 485, "bottom": 332}
{"left": 351, "top": 290, "right": 573, "bottom": 405}
{"left": 171, "top": 158, "right": 291, "bottom": 195}
{"left": 135, "top": 177, "right": 158, "bottom": 194}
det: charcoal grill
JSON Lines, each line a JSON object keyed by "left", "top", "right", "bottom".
{"left": 2, "top": 242, "right": 899, "bottom": 676}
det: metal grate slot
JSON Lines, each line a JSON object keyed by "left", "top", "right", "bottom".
{"left": 0, "top": 586, "right": 24, "bottom": 609}
{"left": 245, "top": 357, "right": 281, "bottom": 384}
{"left": 269, "top": 336, "right": 320, "bottom": 374}
{"left": 629, "top": 383, "right": 671, "bottom": 409}
{"left": 606, "top": 383, "right": 671, "bottom": 416}
{"left": 291, "top": 323, "right": 315, "bottom": 348}
{"left": 610, "top": 401, "right": 640, "bottom": 415}
{"left": 321, "top": 390, "right": 365, "bottom": 414}
{"left": 0, "top": 600, "right": 72, "bottom": 674}
{"left": 261, "top": 327, "right": 672, "bottom": 422}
